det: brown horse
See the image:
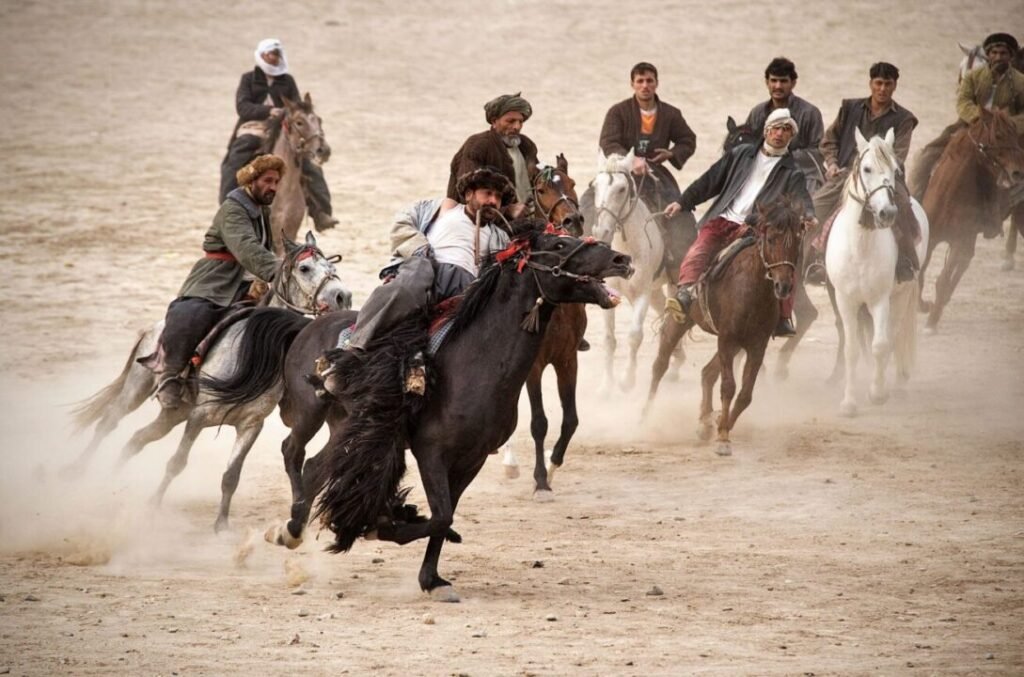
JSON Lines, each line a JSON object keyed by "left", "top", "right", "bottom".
{"left": 268, "top": 94, "right": 331, "bottom": 252}
{"left": 644, "top": 200, "right": 806, "bottom": 456}
{"left": 919, "top": 109, "right": 1024, "bottom": 331}
{"left": 515, "top": 155, "right": 587, "bottom": 496}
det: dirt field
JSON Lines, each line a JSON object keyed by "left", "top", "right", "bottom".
{"left": 1, "top": 1, "right": 1022, "bottom": 675}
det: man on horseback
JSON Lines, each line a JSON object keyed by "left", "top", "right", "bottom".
{"left": 909, "top": 32, "right": 1024, "bottom": 209}
{"left": 663, "top": 109, "right": 815, "bottom": 337}
{"left": 219, "top": 38, "right": 338, "bottom": 232}
{"left": 810, "top": 62, "right": 920, "bottom": 282}
{"left": 144, "top": 155, "right": 284, "bottom": 409}
{"left": 600, "top": 62, "right": 698, "bottom": 276}
{"left": 341, "top": 167, "right": 517, "bottom": 357}
{"left": 447, "top": 93, "right": 539, "bottom": 210}
{"left": 743, "top": 57, "right": 825, "bottom": 153}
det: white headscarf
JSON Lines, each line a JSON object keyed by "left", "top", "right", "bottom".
{"left": 762, "top": 107, "right": 797, "bottom": 156}
{"left": 254, "top": 38, "right": 288, "bottom": 77}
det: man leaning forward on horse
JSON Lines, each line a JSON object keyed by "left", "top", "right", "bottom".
{"left": 141, "top": 154, "right": 284, "bottom": 409}
{"left": 664, "top": 108, "right": 815, "bottom": 337}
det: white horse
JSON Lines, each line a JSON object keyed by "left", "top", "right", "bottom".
{"left": 65, "top": 232, "right": 352, "bottom": 530}
{"left": 592, "top": 150, "right": 676, "bottom": 391}
{"left": 957, "top": 41, "right": 987, "bottom": 84}
{"left": 826, "top": 129, "right": 929, "bottom": 417}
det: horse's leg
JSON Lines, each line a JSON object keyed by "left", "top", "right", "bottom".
{"left": 150, "top": 416, "right": 204, "bottom": 508}
{"left": 725, "top": 340, "right": 768, "bottom": 438}
{"left": 1002, "top": 208, "right": 1020, "bottom": 271}
{"left": 835, "top": 295, "right": 861, "bottom": 417}
{"left": 867, "top": 297, "right": 893, "bottom": 406}
{"left": 826, "top": 282, "right": 846, "bottom": 385}
{"left": 714, "top": 342, "right": 741, "bottom": 457}
{"left": 698, "top": 353, "right": 722, "bottom": 442}
{"left": 525, "top": 365, "right": 552, "bottom": 496}
{"left": 622, "top": 294, "right": 650, "bottom": 391}
{"left": 214, "top": 419, "right": 264, "bottom": 533}
{"left": 926, "top": 237, "right": 975, "bottom": 332}
{"left": 547, "top": 353, "right": 580, "bottom": 480}
{"left": 918, "top": 238, "right": 939, "bottom": 313}
{"left": 642, "top": 316, "right": 689, "bottom": 420}
{"left": 776, "top": 278, "right": 818, "bottom": 380}
{"left": 117, "top": 407, "right": 190, "bottom": 467}
{"left": 281, "top": 402, "right": 328, "bottom": 506}
{"left": 601, "top": 307, "right": 617, "bottom": 393}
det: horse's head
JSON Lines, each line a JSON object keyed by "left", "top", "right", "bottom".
{"left": 502, "top": 219, "right": 633, "bottom": 309}
{"left": 723, "top": 115, "right": 760, "bottom": 153}
{"left": 282, "top": 93, "right": 330, "bottom": 164}
{"left": 957, "top": 42, "right": 987, "bottom": 85}
{"left": 532, "top": 154, "right": 583, "bottom": 235}
{"left": 967, "top": 109, "right": 1024, "bottom": 189}
{"left": 592, "top": 150, "right": 637, "bottom": 244}
{"left": 753, "top": 199, "right": 806, "bottom": 301}
{"left": 851, "top": 128, "right": 900, "bottom": 228}
{"left": 277, "top": 231, "right": 352, "bottom": 313}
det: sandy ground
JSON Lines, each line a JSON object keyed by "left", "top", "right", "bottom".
{"left": 1, "top": 1, "right": 1022, "bottom": 675}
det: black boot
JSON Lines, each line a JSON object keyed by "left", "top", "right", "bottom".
{"left": 773, "top": 317, "right": 796, "bottom": 337}
{"left": 804, "top": 250, "right": 827, "bottom": 285}
{"left": 155, "top": 375, "right": 188, "bottom": 409}
{"left": 312, "top": 210, "right": 339, "bottom": 232}
{"left": 577, "top": 337, "right": 591, "bottom": 352}
{"left": 895, "top": 254, "right": 916, "bottom": 283}
{"left": 665, "top": 284, "right": 694, "bottom": 323}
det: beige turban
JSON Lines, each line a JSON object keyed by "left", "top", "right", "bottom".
{"left": 236, "top": 154, "right": 286, "bottom": 187}
{"left": 484, "top": 93, "right": 533, "bottom": 124}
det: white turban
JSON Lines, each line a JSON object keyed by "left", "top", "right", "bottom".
{"left": 254, "top": 38, "right": 289, "bottom": 77}
{"left": 764, "top": 107, "right": 798, "bottom": 135}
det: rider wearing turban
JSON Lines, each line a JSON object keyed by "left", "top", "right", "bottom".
{"left": 447, "top": 93, "right": 539, "bottom": 206}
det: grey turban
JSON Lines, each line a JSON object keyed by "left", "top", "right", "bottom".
{"left": 484, "top": 93, "right": 533, "bottom": 124}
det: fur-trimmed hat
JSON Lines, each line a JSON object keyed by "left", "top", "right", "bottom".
{"left": 236, "top": 154, "right": 286, "bottom": 187}
{"left": 984, "top": 33, "right": 1019, "bottom": 54}
{"left": 454, "top": 166, "right": 517, "bottom": 206}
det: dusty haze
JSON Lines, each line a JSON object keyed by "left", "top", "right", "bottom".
{"left": 1, "top": 1, "right": 1022, "bottom": 675}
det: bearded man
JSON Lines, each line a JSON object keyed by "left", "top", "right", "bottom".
{"left": 143, "top": 154, "right": 284, "bottom": 409}
{"left": 447, "top": 93, "right": 539, "bottom": 207}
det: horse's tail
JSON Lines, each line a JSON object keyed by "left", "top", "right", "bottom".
{"left": 891, "top": 280, "right": 918, "bottom": 381}
{"left": 313, "top": 315, "right": 430, "bottom": 553}
{"left": 71, "top": 330, "right": 150, "bottom": 431}
{"left": 201, "top": 308, "right": 312, "bottom": 406}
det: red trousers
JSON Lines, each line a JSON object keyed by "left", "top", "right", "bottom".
{"left": 677, "top": 215, "right": 794, "bottom": 319}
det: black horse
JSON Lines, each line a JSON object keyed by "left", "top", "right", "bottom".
{"left": 209, "top": 219, "right": 632, "bottom": 601}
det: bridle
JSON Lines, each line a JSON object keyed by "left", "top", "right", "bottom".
{"left": 270, "top": 246, "right": 342, "bottom": 316}
{"left": 846, "top": 146, "right": 896, "bottom": 229}
{"left": 757, "top": 222, "right": 802, "bottom": 281}
{"left": 532, "top": 167, "right": 582, "bottom": 226}
{"left": 967, "top": 125, "right": 1019, "bottom": 186}
{"left": 281, "top": 109, "right": 326, "bottom": 161}
{"left": 594, "top": 167, "right": 662, "bottom": 244}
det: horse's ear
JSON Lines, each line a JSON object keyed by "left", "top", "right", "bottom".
{"left": 556, "top": 153, "right": 568, "bottom": 173}
{"left": 623, "top": 148, "right": 635, "bottom": 168}
{"left": 304, "top": 92, "right": 313, "bottom": 107}
{"left": 957, "top": 41, "right": 973, "bottom": 57}
{"left": 854, "top": 127, "right": 869, "bottom": 153}
{"left": 304, "top": 231, "right": 316, "bottom": 247}
{"left": 282, "top": 96, "right": 296, "bottom": 110}
{"left": 596, "top": 148, "right": 607, "bottom": 170}
{"left": 281, "top": 229, "right": 298, "bottom": 253}
{"left": 727, "top": 115, "right": 737, "bottom": 133}
{"left": 883, "top": 127, "right": 895, "bottom": 148}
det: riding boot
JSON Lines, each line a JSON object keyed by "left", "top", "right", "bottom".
{"left": 893, "top": 182, "right": 921, "bottom": 282}
{"left": 773, "top": 317, "right": 797, "bottom": 337}
{"left": 577, "top": 337, "right": 591, "bottom": 352}
{"left": 665, "top": 284, "right": 695, "bottom": 324}
{"left": 302, "top": 160, "right": 338, "bottom": 232}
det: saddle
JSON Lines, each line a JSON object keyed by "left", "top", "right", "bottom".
{"left": 334, "top": 296, "right": 464, "bottom": 358}
{"left": 693, "top": 230, "right": 758, "bottom": 336}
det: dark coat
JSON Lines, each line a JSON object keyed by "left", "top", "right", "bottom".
{"left": 678, "top": 144, "right": 814, "bottom": 229}
{"left": 446, "top": 130, "right": 539, "bottom": 201}
{"left": 599, "top": 95, "right": 697, "bottom": 195}
{"left": 821, "top": 97, "right": 918, "bottom": 170}
{"left": 743, "top": 94, "right": 826, "bottom": 152}
{"left": 228, "top": 68, "right": 301, "bottom": 144}
{"left": 177, "top": 188, "right": 279, "bottom": 307}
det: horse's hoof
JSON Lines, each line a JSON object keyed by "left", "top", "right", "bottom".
{"left": 869, "top": 389, "right": 889, "bottom": 405}
{"left": 533, "top": 489, "right": 555, "bottom": 503}
{"left": 922, "top": 325, "right": 937, "bottom": 336}
{"left": 715, "top": 441, "right": 732, "bottom": 456}
{"left": 264, "top": 523, "right": 303, "bottom": 549}
{"left": 1001, "top": 259, "right": 1015, "bottom": 272}
{"left": 503, "top": 464, "right": 520, "bottom": 480}
{"left": 429, "top": 586, "right": 460, "bottom": 603}
{"left": 775, "top": 365, "right": 790, "bottom": 381}
{"left": 839, "top": 401, "right": 858, "bottom": 418}
{"left": 214, "top": 517, "right": 229, "bottom": 534}
{"left": 545, "top": 461, "right": 557, "bottom": 484}
{"left": 619, "top": 379, "right": 636, "bottom": 393}
{"left": 918, "top": 300, "right": 933, "bottom": 313}
{"left": 697, "top": 424, "right": 714, "bottom": 442}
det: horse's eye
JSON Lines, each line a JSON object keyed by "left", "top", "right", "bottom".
{"left": 555, "top": 242, "right": 566, "bottom": 250}
{"left": 299, "top": 265, "right": 311, "bottom": 274}
{"left": 863, "top": 166, "right": 872, "bottom": 174}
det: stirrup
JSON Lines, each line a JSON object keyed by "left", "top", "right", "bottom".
{"left": 404, "top": 351, "right": 426, "bottom": 395}
{"left": 804, "top": 260, "right": 827, "bottom": 285}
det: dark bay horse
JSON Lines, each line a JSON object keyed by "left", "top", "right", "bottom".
{"left": 919, "top": 109, "right": 1024, "bottom": 331}
{"left": 213, "top": 220, "right": 632, "bottom": 601}
{"left": 644, "top": 201, "right": 806, "bottom": 456}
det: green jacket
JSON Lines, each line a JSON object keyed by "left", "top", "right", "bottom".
{"left": 177, "top": 187, "right": 278, "bottom": 306}
{"left": 957, "top": 66, "right": 1024, "bottom": 133}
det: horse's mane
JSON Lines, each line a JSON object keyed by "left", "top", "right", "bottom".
{"left": 755, "top": 197, "right": 804, "bottom": 249}
{"left": 444, "top": 218, "right": 547, "bottom": 340}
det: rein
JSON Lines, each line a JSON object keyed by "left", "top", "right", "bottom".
{"left": 531, "top": 168, "right": 582, "bottom": 225}
{"left": 595, "top": 167, "right": 661, "bottom": 245}
{"left": 846, "top": 147, "right": 896, "bottom": 229}
{"left": 966, "top": 126, "right": 1017, "bottom": 185}
{"left": 270, "top": 246, "right": 341, "bottom": 316}
{"left": 757, "top": 227, "right": 800, "bottom": 280}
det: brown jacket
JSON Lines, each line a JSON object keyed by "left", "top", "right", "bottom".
{"left": 599, "top": 95, "right": 697, "bottom": 195}
{"left": 957, "top": 66, "right": 1024, "bottom": 133}
{"left": 821, "top": 97, "right": 918, "bottom": 170}
{"left": 446, "top": 130, "right": 538, "bottom": 201}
